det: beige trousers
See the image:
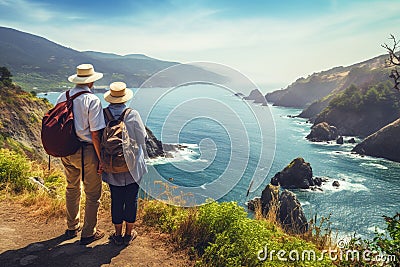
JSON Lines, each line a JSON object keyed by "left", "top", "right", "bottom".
{"left": 61, "top": 144, "right": 102, "bottom": 238}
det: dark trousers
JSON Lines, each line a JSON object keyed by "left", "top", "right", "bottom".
{"left": 109, "top": 183, "right": 139, "bottom": 224}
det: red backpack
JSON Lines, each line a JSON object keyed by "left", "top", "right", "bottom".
{"left": 41, "top": 90, "right": 91, "bottom": 157}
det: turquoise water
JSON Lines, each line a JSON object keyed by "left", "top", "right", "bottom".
{"left": 39, "top": 87, "right": 400, "bottom": 239}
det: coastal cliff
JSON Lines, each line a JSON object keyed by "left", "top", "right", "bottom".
{"left": 312, "top": 83, "right": 400, "bottom": 137}
{"left": 0, "top": 85, "right": 51, "bottom": 161}
{"left": 352, "top": 118, "right": 400, "bottom": 162}
{"left": 266, "top": 54, "right": 391, "bottom": 109}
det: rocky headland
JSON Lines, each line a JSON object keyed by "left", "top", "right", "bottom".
{"left": 243, "top": 89, "right": 268, "bottom": 106}
{"left": 266, "top": 55, "right": 390, "bottom": 109}
{"left": 352, "top": 118, "right": 400, "bottom": 162}
{"left": 264, "top": 51, "right": 400, "bottom": 162}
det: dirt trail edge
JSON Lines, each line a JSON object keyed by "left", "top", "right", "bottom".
{"left": 0, "top": 200, "right": 193, "bottom": 267}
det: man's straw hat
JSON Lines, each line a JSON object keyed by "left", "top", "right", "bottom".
{"left": 68, "top": 64, "right": 103, "bottom": 84}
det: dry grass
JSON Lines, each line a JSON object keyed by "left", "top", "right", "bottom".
{"left": 19, "top": 190, "right": 65, "bottom": 218}
{"left": 300, "top": 214, "right": 336, "bottom": 250}
{"left": 253, "top": 190, "right": 336, "bottom": 252}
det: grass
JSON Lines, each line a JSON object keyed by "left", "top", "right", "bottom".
{"left": 0, "top": 148, "right": 34, "bottom": 193}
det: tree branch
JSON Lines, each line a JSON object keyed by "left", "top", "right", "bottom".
{"left": 382, "top": 34, "right": 400, "bottom": 91}
{"left": 381, "top": 34, "right": 400, "bottom": 66}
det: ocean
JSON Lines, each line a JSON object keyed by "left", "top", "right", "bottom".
{"left": 39, "top": 85, "right": 400, "bottom": 239}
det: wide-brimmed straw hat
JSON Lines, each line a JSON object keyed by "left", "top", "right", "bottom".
{"left": 104, "top": 82, "right": 133, "bottom": 104}
{"left": 68, "top": 64, "right": 103, "bottom": 84}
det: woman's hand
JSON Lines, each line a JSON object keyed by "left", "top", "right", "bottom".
{"left": 97, "top": 161, "right": 104, "bottom": 175}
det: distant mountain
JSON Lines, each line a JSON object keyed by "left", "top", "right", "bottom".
{"left": 82, "top": 51, "right": 170, "bottom": 62}
{"left": 0, "top": 27, "right": 225, "bottom": 91}
{"left": 266, "top": 55, "right": 392, "bottom": 113}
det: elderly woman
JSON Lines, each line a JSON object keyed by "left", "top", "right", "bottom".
{"left": 101, "top": 82, "right": 147, "bottom": 246}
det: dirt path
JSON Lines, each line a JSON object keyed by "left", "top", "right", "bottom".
{"left": 0, "top": 200, "right": 193, "bottom": 267}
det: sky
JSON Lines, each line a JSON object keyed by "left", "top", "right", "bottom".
{"left": 0, "top": 0, "right": 399, "bottom": 91}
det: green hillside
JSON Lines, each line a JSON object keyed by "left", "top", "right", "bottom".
{"left": 314, "top": 82, "right": 400, "bottom": 136}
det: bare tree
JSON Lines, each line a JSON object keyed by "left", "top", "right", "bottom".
{"left": 382, "top": 34, "right": 400, "bottom": 91}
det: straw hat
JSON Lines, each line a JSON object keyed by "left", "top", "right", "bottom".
{"left": 68, "top": 64, "right": 103, "bottom": 84}
{"left": 104, "top": 82, "right": 133, "bottom": 104}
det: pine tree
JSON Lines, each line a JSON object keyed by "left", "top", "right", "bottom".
{"left": 0, "top": 66, "right": 13, "bottom": 86}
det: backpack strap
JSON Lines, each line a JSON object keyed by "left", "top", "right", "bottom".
{"left": 66, "top": 90, "right": 92, "bottom": 101}
{"left": 65, "top": 89, "right": 91, "bottom": 182}
{"left": 103, "top": 107, "right": 132, "bottom": 123}
{"left": 103, "top": 107, "right": 115, "bottom": 123}
{"left": 118, "top": 108, "right": 132, "bottom": 121}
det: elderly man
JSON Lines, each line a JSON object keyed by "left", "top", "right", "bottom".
{"left": 56, "top": 64, "right": 105, "bottom": 245}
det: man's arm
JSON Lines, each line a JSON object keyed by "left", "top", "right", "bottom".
{"left": 91, "top": 130, "right": 103, "bottom": 173}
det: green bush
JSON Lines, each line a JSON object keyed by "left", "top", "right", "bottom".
{"left": 0, "top": 148, "right": 33, "bottom": 193}
{"left": 197, "top": 201, "right": 248, "bottom": 237}
{"left": 142, "top": 200, "right": 334, "bottom": 266}
{"left": 372, "top": 213, "right": 400, "bottom": 265}
{"left": 142, "top": 199, "right": 188, "bottom": 232}
{"left": 197, "top": 202, "right": 332, "bottom": 267}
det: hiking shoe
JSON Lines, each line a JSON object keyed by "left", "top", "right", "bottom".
{"left": 123, "top": 229, "right": 137, "bottom": 246}
{"left": 79, "top": 229, "right": 105, "bottom": 245}
{"left": 64, "top": 227, "right": 81, "bottom": 239}
{"left": 110, "top": 233, "right": 123, "bottom": 246}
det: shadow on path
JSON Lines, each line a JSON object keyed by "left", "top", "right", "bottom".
{"left": 0, "top": 234, "right": 125, "bottom": 267}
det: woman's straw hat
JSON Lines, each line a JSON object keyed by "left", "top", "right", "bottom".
{"left": 104, "top": 82, "right": 133, "bottom": 104}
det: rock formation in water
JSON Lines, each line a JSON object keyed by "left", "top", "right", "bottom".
{"left": 306, "top": 122, "right": 338, "bottom": 142}
{"left": 270, "top": 157, "right": 319, "bottom": 189}
{"left": 145, "top": 127, "right": 166, "bottom": 158}
{"left": 243, "top": 89, "right": 268, "bottom": 105}
{"left": 248, "top": 183, "right": 308, "bottom": 234}
{"left": 278, "top": 190, "right": 308, "bottom": 234}
{"left": 336, "top": 136, "right": 344, "bottom": 144}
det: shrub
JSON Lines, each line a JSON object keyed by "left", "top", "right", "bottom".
{"left": 0, "top": 148, "right": 33, "bottom": 193}
{"left": 197, "top": 203, "right": 332, "bottom": 266}
{"left": 176, "top": 201, "right": 249, "bottom": 256}
{"left": 142, "top": 199, "right": 188, "bottom": 233}
{"left": 197, "top": 201, "right": 248, "bottom": 237}
{"left": 142, "top": 200, "right": 333, "bottom": 266}
{"left": 372, "top": 213, "right": 400, "bottom": 265}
